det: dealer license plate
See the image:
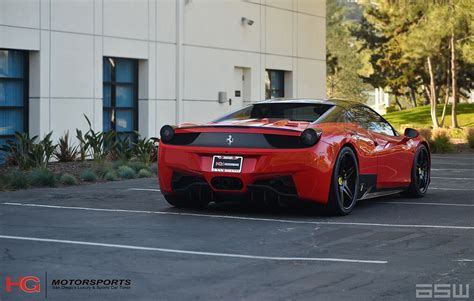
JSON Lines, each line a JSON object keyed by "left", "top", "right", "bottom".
{"left": 211, "top": 156, "right": 243, "bottom": 173}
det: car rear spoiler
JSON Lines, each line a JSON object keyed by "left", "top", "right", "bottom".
{"left": 175, "top": 124, "right": 304, "bottom": 133}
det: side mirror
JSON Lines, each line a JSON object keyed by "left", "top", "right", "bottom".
{"left": 404, "top": 128, "right": 419, "bottom": 139}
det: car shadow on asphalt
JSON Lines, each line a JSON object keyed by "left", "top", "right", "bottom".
{"left": 162, "top": 191, "right": 416, "bottom": 220}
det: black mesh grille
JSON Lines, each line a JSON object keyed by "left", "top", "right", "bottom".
{"left": 211, "top": 177, "right": 243, "bottom": 190}
{"left": 253, "top": 176, "right": 297, "bottom": 195}
{"left": 171, "top": 172, "right": 206, "bottom": 190}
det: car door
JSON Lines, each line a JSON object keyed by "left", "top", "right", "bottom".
{"left": 345, "top": 107, "right": 379, "bottom": 194}
{"left": 357, "top": 107, "right": 413, "bottom": 188}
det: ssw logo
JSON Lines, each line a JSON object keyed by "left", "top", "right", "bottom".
{"left": 416, "top": 284, "right": 469, "bottom": 299}
{"left": 5, "top": 276, "right": 41, "bottom": 293}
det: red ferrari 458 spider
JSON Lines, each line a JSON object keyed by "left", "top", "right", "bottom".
{"left": 158, "top": 99, "right": 430, "bottom": 215}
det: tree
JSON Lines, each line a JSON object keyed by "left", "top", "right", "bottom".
{"left": 447, "top": 0, "right": 474, "bottom": 128}
{"left": 352, "top": 2, "right": 428, "bottom": 109}
{"left": 326, "top": 0, "right": 370, "bottom": 102}
{"left": 353, "top": 0, "right": 473, "bottom": 128}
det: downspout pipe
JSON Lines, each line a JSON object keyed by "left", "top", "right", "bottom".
{"left": 176, "top": 0, "right": 184, "bottom": 124}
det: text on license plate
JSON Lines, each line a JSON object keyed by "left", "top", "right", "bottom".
{"left": 212, "top": 156, "right": 243, "bottom": 173}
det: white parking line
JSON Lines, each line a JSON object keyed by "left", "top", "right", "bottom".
{"left": 0, "top": 235, "right": 387, "bottom": 264}
{"left": 127, "top": 188, "right": 161, "bottom": 192}
{"left": 431, "top": 162, "right": 474, "bottom": 165}
{"left": 429, "top": 187, "right": 474, "bottom": 191}
{"left": 3, "top": 202, "right": 474, "bottom": 230}
{"left": 432, "top": 169, "right": 473, "bottom": 171}
{"left": 379, "top": 201, "right": 474, "bottom": 207}
{"left": 454, "top": 259, "right": 474, "bottom": 262}
{"left": 432, "top": 158, "right": 474, "bottom": 161}
{"left": 431, "top": 177, "right": 474, "bottom": 180}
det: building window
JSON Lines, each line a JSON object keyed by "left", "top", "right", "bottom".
{"left": 265, "top": 70, "right": 285, "bottom": 99}
{"left": 0, "top": 49, "right": 28, "bottom": 147}
{"left": 103, "top": 57, "right": 138, "bottom": 140}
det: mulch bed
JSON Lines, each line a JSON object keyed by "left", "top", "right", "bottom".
{"left": 45, "top": 161, "right": 94, "bottom": 178}
{"left": 0, "top": 160, "right": 94, "bottom": 178}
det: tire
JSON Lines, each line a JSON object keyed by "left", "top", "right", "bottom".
{"left": 164, "top": 194, "right": 209, "bottom": 209}
{"left": 327, "top": 146, "right": 360, "bottom": 216}
{"left": 404, "top": 144, "right": 430, "bottom": 197}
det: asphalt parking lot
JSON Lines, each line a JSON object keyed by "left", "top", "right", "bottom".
{"left": 0, "top": 154, "right": 473, "bottom": 301}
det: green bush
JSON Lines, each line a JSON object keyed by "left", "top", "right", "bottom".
{"left": 113, "top": 136, "right": 134, "bottom": 161}
{"left": 0, "top": 132, "right": 55, "bottom": 170}
{"left": 133, "top": 135, "right": 158, "bottom": 166}
{"left": 28, "top": 168, "right": 56, "bottom": 187}
{"left": 429, "top": 129, "right": 454, "bottom": 153}
{"left": 104, "top": 171, "right": 118, "bottom": 181}
{"left": 117, "top": 165, "right": 136, "bottom": 179}
{"left": 76, "top": 128, "right": 89, "bottom": 161}
{"left": 54, "top": 131, "right": 78, "bottom": 162}
{"left": 148, "top": 164, "right": 158, "bottom": 175}
{"left": 448, "top": 128, "right": 465, "bottom": 139}
{"left": 2, "top": 170, "right": 29, "bottom": 190}
{"left": 0, "top": 173, "right": 7, "bottom": 190}
{"left": 60, "top": 173, "right": 78, "bottom": 185}
{"left": 417, "top": 128, "right": 432, "bottom": 141}
{"left": 127, "top": 161, "right": 146, "bottom": 173}
{"left": 112, "top": 159, "right": 128, "bottom": 169}
{"left": 93, "top": 161, "right": 114, "bottom": 178}
{"left": 466, "top": 128, "right": 474, "bottom": 149}
{"left": 80, "top": 169, "right": 97, "bottom": 182}
{"left": 82, "top": 115, "right": 116, "bottom": 161}
{"left": 138, "top": 168, "right": 153, "bottom": 178}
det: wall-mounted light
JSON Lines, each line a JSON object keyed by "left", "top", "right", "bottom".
{"left": 241, "top": 17, "right": 254, "bottom": 26}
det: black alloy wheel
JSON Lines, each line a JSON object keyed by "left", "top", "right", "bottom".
{"left": 328, "top": 147, "right": 359, "bottom": 215}
{"left": 404, "top": 145, "right": 430, "bottom": 197}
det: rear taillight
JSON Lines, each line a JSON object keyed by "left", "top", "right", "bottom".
{"left": 300, "top": 128, "right": 322, "bottom": 147}
{"left": 160, "top": 125, "right": 175, "bottom": 142}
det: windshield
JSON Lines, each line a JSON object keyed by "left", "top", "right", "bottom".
{"left": 214, "top": 103, "right": 334, "bottom": 123}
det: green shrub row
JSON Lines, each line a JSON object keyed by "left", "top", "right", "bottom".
{"left": 1, "top": 115, "right": 158, "bottom": 170}
{"left": 405, "top": 126, "right": 474, "bottom": 153}
{"left": 0, "top": 161, "right": 158, "bottom": 191}
{"left": 467, "top": 128, "right": 474, "bottom": 149}
{"left": 415, "top": 128, "right": 471, "bottom": 153}
{"left": 0, "top": 168, "right": 57, "bottom": 190}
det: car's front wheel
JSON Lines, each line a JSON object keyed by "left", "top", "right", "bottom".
{"left": 403, "top": 144, "right": 430, "bottom": 197}
{"left": 327, "top": 146, "right": 359, "bottom": 215}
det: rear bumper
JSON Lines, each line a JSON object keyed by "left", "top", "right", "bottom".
{"left": 169, "top": 172, "right": 299, "bottom": 201}
{"left": 158, "top": 142, "right": 335, "bottom": 204}
{"left": 167, "top": 177, "right": 300, "bottom": 204}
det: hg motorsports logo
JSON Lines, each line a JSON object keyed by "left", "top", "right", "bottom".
{"left": 4, "top": 275, "right": 131, "bottom": 296}
{"left": 5, "top": 276, "right": 41, "bottom": 293}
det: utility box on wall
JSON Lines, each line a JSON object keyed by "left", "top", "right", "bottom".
{"left": 218, "top": 91, "right": 228, "bottom": 104}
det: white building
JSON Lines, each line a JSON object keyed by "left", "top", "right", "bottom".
{"left": 0, "top": 0, "right": 326, "bottom": 144}
{"left": 367, "top": 87, "right": 390, "bottom": 115}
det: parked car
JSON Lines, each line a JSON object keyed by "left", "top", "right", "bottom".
{"left": 158, "top": 99, "right": 430, "bottom": 215}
